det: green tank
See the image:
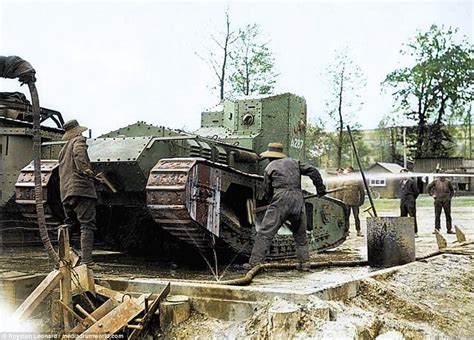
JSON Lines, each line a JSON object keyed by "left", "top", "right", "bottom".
{"left": 13, "top": 93, "right": 349, "bottom": 261}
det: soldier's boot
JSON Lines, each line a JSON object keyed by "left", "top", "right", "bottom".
{"left": 81, "top": 229, "right": 95, "bottom": 266}
{"left": 245, "top": 236, "right": 270, "bottom": 269}
{"left": 296, "top": 246, "right": 310, "bottom": 271}
{"left": 447, "top": 229, "right": 455, "bottom": 234}
{"left": 356, "top": 230, "right": 364, "bottom": 237}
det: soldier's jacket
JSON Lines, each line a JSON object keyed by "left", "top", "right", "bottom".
{"left": 399, "top": 178, "right": 419, "bottom": 202}
{"left": 342, "top": 179, "right": 365, "bottom": 207}
{"left": 58, "top": 136, "right": 97, "bottom": 202}
{"left": 263, "top": 157, "right": 326, "bottom": 204}
{"left": 330, "top": 176, "right": 344, "bottom": 201}
{"left": 427, "top": 178, "right": 454, "bottom": 200}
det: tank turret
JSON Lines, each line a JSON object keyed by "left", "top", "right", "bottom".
{"left": 196, "top": 93, "right": 306, "bottom": 160}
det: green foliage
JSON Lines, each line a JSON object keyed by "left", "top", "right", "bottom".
{"left": 228, "top": 24, "right": 278, "bottom": 96}
{"left": 305, "top": 121, "right": 371, "bottom": 169}
{"left": 383, "top": 24, "right": 473, "bottom": 158}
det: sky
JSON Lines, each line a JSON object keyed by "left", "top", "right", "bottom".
{"left": 0, "top": 0, "right": 472, "bottom": 136}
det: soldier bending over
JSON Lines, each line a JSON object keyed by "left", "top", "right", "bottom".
{"left": 245, "top": 143, "right": 327, "bottom": 270}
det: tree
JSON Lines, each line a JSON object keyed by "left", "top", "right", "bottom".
{"left": 228, "top": 24, "right": 278, "bottom": 96}
{"left": 377, "top": 114, "right": 405, "bottom": 164}
{"left": 196, "top": 10, "right": 238, "bottom": 100}
{"left": 383, "top": 25, "right": 473, "bottom": 158}
{"left": 305, "top": 119, "right": 329, "bottom": 167}
{"left": 324, "top": 47, "right": 366, "bottom": 168}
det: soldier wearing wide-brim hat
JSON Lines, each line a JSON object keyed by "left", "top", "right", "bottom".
{"left": 245, "top": 142, "right": 327, "bottom": 270}
{"left": 61, "top": 119, "right": 88, "bottom": 141}
{"left": 58, "top": 119, "right": 97, "bottom": 266}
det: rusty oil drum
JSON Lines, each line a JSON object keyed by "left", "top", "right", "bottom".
{"left": 367, "top": 217, "right": 415, "bottom": 267}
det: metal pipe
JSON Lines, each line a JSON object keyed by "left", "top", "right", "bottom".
{"left": 346, "top": 125, "right": 377, "bottom": 217}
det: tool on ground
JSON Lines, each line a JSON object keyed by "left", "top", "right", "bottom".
{"left": 347, "top": 125, "right": 377, "bottom": 217}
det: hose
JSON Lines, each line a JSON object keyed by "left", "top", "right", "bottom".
{"left": 200, "top": 241, "right": 474, "bottom": 286}
{"left": 208, "top": 260, "right": 368, "bottom": 286}
{"left": 28, "top": 82, "right": 59, "bottom": 263}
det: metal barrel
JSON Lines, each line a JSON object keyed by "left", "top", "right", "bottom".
{"left": 367, "top": 217, "right": 415, "bottom": 267}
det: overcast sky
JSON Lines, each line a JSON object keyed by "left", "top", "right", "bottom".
{"left": 0, "top": 0, "right": 471, "bottom": 136}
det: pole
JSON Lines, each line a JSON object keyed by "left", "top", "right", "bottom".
{"left": 347, "top": 125, "right": 377, "bottom": 217}
{"left": 58, "top": 226, "right": 72, "bottom": 331}
{"left": 403, "top": 127, "right": 407, "bottom": 169}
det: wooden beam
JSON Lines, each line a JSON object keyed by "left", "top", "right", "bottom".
{"left": 14, "top": 270, "right": 61, "bottom": 320}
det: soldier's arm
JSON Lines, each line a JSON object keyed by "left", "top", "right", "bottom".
{"left": 299, "top": 162, "right": 327, "bottom": 196}
{"left": 358, "top": 182, "right": 365, "bottom": 206}
{"left": 262, "top": 170, "right": 273, "bottom": 202}
{"left": 72, "top": 138, "right": 94, "bottom": 176}
{"left": 448, "top": 181, "right": 454, "bottom": 198}
{"left": 412, "top": 180, "right": 420, "bottom": 198}
{"left": 426, "top": 181, "right": 435, "bottom": 196}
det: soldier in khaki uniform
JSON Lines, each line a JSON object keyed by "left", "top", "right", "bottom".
{"left": 427, "top": 170, "right": 455, "bottom": 234}
{"left": 341, "top": 166, "right": 365, "bottom": 237}
{"left": 245, "top": 143, "right": 327, "bottom": 270}
{"left": 58, "top": 120, "right": 97, "bottom": 265}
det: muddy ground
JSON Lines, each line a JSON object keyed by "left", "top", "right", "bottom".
{"left": 0, "top": 199, "right": 473, "bottom": 338}
{"left": 167, "top": 250, "right": 474, "bottom": 339}
{"left": 167, "top": 202, "right": 474, "bottom": 339}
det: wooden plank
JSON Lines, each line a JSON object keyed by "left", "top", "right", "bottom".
{"left": 71, "top": 264, "right": 96, "bottom": 296}
{"left": 77, "top": 298, "right": 145, "bottom": 339}
{"left": 59, "top": 227, "right": 72, "bottom": 331}
{"left": 95, "top": 284, "right": 126, "bottom": 302}
{"left": 70, "top": 298, "right": 119, "bottom": 334}
{"left": 14, "top": 270, "right": 61, "bottom": 320}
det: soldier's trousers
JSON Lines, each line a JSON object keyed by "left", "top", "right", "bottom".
{"left": 347, "top": 205, "right": 361, "bottom": 231}
{"left": 63, "top": 196, "right": 97, "bottom": 264}
{"left": 434, "top": 198, "right": 452, "bottom": 231}
{"left": 400, "top": 199, "right": 418, "bottom": 234}
{"left": 249, "top": 190, "right": 308, "bottom": 265}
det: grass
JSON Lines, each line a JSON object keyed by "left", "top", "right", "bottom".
{"left": 364, "top": 194, "right": 474, "bottom": 211}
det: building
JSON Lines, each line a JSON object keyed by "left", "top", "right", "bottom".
{"left": 365, "top": 162, "right": 404, "bottom": 199}
{"left": 414, "top": 158, "right": 474, "bottom": 195}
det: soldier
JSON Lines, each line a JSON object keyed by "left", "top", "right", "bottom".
{"left": 58, "top": 120, "right": 98, "bottom": 265}
{"left": 399, "top": 168, "right": 419, "bottom": 237}
{"left": 245, "top": 143, "right": 327, "bottom": 270}
{"left": 427, "top": 169, "right": 455, "bottom": 234}
{"left": 341, "top": 166, "right": 365, "bottom": 237}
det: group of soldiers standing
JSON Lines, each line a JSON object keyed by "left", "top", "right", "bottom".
{"left": 400, "top": 168, "right": 455, "bottom": 236}
{"left": 331, "top": 167, "right": 456, "bottom": 238}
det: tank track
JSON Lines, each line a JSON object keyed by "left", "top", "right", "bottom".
{"left": 146, "top": 158, "right": 349, "bottom": 260}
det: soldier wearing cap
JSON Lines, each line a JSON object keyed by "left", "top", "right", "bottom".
{"left": 399, "top": 168, "right": 419, "bottom": 236}
{"left": 245, "top": 142, "right": 327, "bottom": 270}
{"left": 58, "top": 120, "right": 97, "bottom": 265}
{"left": 427, "top": 169, "right": 455, "bottom": 234}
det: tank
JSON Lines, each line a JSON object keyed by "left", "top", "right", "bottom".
{"left": 13, "top": 93, "right": 349, "bottom": 261}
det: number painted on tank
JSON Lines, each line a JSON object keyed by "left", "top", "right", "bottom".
{"left": 290, "top": 138, "right": 304, "bottom": 149}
